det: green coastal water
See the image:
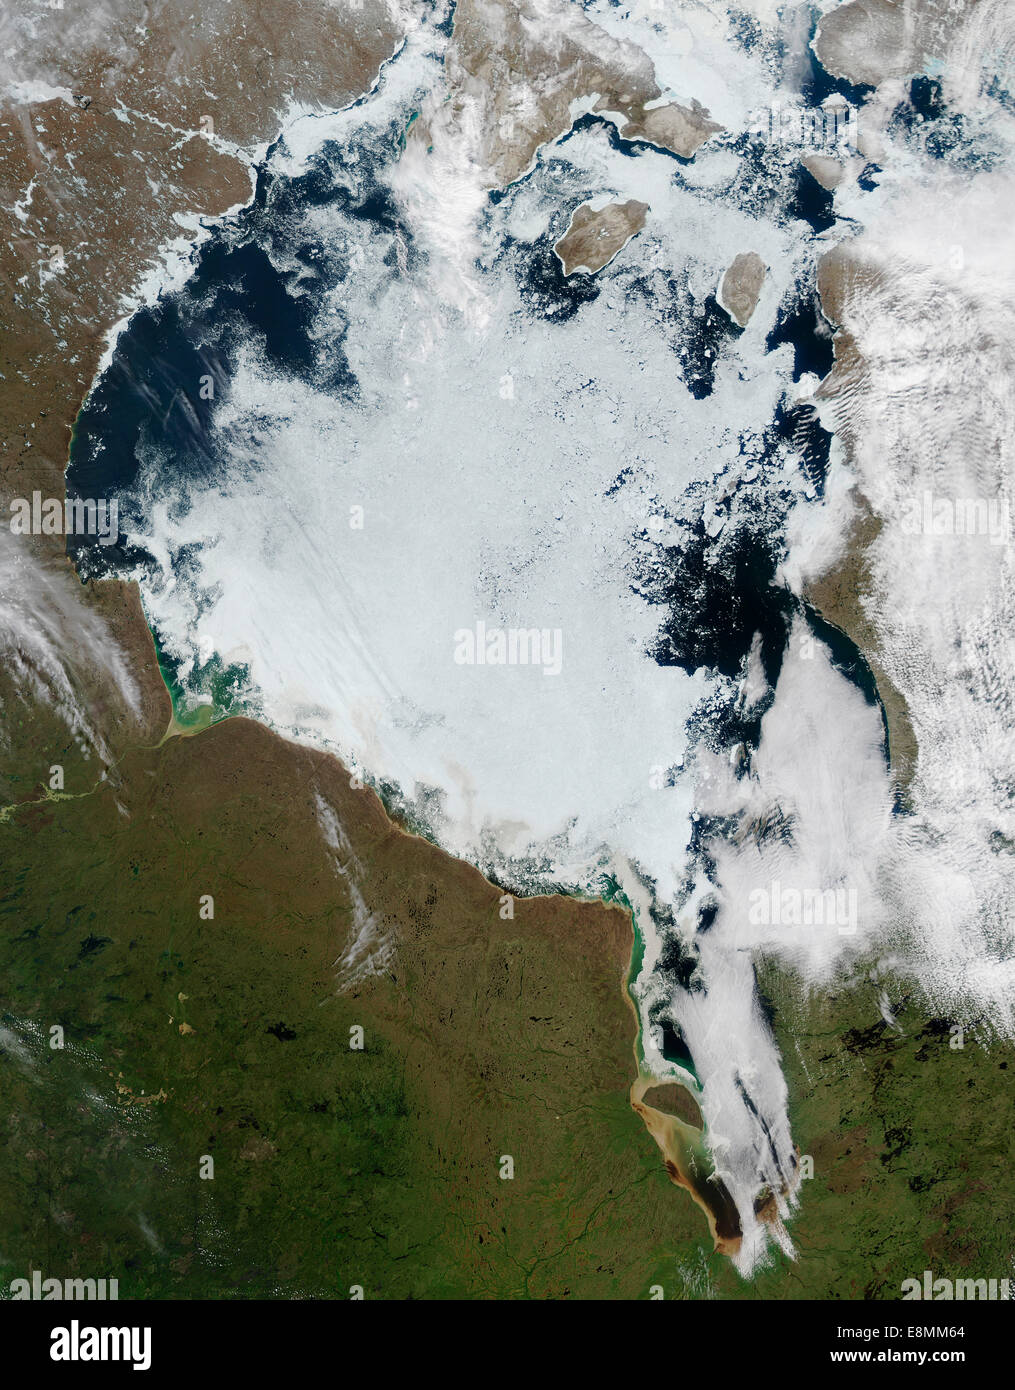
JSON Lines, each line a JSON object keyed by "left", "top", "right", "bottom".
{"left": 149, "top": 624, "right": 255, "bottom": 734}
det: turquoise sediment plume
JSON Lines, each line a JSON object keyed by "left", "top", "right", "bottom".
{"left": 149, "top": 626, "right": 249, "bottom": 738}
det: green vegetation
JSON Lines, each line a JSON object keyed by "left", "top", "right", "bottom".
{"left": 1, "top": 716, "right": 1012, "bottom": 1299}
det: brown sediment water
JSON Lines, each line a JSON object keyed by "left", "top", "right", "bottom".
{"left": 162, "top": 705, "right": 218, "bottom": 742}
{"left": 630, "top": 1070, "right": 743, "bottom": 1256}
{"left": 621, "top": 907, "right": 743, "bottom": 1254}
